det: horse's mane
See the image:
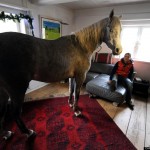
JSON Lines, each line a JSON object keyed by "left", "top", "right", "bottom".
{"left": 74, "top": 16, "right": 121, "bottom": 52}
{"left": 75, "top": 18, "right": 107, "bottom": 51}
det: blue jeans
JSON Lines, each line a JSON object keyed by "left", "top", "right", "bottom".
{"left": 112, "top": 74, "right": 133, "bottom": 103}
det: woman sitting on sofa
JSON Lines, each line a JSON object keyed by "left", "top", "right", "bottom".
{"left": 108, "top": 53, "right": 134, "bottom": 110}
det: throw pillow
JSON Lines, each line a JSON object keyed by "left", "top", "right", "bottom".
{"left": 94, "top": 53, "right": 112, "bottom": 64}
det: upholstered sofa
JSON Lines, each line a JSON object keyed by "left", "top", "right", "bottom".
{"left": 85, "top": 61, "right": 133, "bottom": 105}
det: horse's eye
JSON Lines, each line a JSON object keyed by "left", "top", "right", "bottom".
{"left": 110, "top": 29, "right": 113, "bottom": 32}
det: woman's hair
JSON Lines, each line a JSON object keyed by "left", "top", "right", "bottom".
{"left": 125, "top": 53, "right": 131, "bottom": 58}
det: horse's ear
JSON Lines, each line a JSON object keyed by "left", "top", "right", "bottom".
{"left": 109, "top": 9, "right": 114, "bottom": 21}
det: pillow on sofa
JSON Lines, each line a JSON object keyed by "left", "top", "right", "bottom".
{"left": 94, "top": 53, "right": 112, "bottom": 64}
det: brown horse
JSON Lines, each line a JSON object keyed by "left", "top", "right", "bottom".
{"left": 0, "top": 10, "right": 122, "bottom": 140}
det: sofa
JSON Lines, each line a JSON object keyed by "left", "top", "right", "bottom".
{"left": 84, "top": 61, "right": 134, "bottom": 105}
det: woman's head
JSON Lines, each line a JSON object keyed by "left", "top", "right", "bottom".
{"left": 123, "top": 53, "right": 131, "bottom": 63}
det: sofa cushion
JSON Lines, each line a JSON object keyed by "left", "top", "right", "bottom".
{"left": 84, "top": 72, "right": 99, "bottom": 83}
{"left": 86, "top": 74, "right": 126, "bottom": 103}
{"left": 89, "top": 62, "right": 114, "bottom": 75}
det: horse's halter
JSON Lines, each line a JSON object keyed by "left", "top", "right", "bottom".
{"left": 103, "top": 18, "right": 115, "bottom": 51}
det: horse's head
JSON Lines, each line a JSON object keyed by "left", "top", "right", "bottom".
{"left": 103, "top": 9, "right": 122, "bottom": 55}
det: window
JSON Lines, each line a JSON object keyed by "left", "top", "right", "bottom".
{"left": 0, "top": 12, "right": 26, "bottom": 33}
{"left": 120, "top": 25, "right": 150, "bottom": 62}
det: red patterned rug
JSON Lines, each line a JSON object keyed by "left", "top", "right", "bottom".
{"left": 0, "top": 95, "right": 136, "bottom": 150}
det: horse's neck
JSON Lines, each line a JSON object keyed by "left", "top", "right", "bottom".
{"left": 75, "top": 19, "right": 106, "bottom": 55}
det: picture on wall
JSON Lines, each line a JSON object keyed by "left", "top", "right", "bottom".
{"left": 41, "top": 17, "right": 61, "bottom": 40}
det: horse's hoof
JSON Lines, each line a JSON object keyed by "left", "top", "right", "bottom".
{"left": 69, "top": 103, "right": 73, "bottom": 107}
{"left": 26, "top": 129, "right": 36, "bottom": 139}
{"left": 89, "top": 94, "right": 92, "bottom": 98}
{"left": 89, "top": 94, "right": 96, "bottom": 98}
{"left": 74, "top": 111, "right": 82, "bottom": 117}
{"left": 68, "top": 101, "right": 73, "bottom": 107}
{"left": 3, "top": 131, "right": 14, "bottom": 140}
{"left": 113, "top": 102, "right": 120, "bottom": 107}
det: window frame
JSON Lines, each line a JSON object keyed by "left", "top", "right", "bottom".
{"left": 0, "top": 5, "right": 31, "bottom": 35}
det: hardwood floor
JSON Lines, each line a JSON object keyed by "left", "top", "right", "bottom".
{"left": 25, "top": 82, "right": 150, "bottom": 150}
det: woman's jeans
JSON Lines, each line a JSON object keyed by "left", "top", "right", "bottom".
{"left": 112, "top": 74, "right": 133, "bottom": 103}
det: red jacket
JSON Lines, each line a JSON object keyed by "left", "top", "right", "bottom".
{"left": 110, "top": 58, "right": 134, "bottom": 80}
{"left": 116, "top": 60, "right": 133, "bottom": 78}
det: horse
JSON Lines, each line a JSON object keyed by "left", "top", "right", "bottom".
{"left": 0, "top": 9, "right": 122, "bottom": 140}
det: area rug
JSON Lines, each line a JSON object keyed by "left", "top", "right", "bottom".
{"left": 0, "top": 95, "right": 136, "bottom": 150}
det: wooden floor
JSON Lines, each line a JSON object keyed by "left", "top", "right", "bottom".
{"left": 25, "top": 82, "right": 150, "bottom": 150}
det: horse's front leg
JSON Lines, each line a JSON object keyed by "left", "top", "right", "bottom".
{"left": 68, "top": 78, "right": 75, "bottom": 107}
{"left": 73, "top": 87, "right": 82, "bottom": 116}
{"left": 73, "top": 75, "right": 85, "bottom": 116}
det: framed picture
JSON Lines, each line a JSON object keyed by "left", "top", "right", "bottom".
{"left": 40, "top": 17, "right": 61, "bottom": 40}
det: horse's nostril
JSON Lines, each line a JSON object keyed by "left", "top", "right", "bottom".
{"left": 116, "top": 48, "right": 119, "bottom": 53}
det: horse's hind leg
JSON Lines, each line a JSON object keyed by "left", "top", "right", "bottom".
{"left": 0, "top": 88, "right": 8, "bottom": 135}
{"left": 0, "top": 88, "right": 14, "bottom": 140}
{"left": 10, "top": 100, "right": 36, "bottom": 138}
{"left": 9, "top": 83, "right": 36, "bottom": 139}
{"left": 68, "top": 78, "right": 75, "bottom": 107}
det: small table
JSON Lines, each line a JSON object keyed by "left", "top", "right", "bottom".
{"left": 133, "top": 79, "right": 149, "bottom": 98}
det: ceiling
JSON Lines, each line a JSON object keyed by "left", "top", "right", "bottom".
{"left": 30, "top": 0, "right": 150, "bottom": 10}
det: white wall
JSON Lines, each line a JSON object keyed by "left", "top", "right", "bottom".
{"left": 74, "top": 2, "right": 150, "bottom": 81}
{"left": 0, "top": 0, "right": 27, "bottom": 7}
{"left": 27, "top": 1, "right": 74, "bottom": 38}
{"left": 74, "top": 3, "right": 150, "bottom": 30}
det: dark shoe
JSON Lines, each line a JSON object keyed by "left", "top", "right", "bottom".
{"left": 126, "top": 102, "right": 134, "bottom": 110}
{"left": 110, "top": 80, "right": 116, "bottom": 91}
